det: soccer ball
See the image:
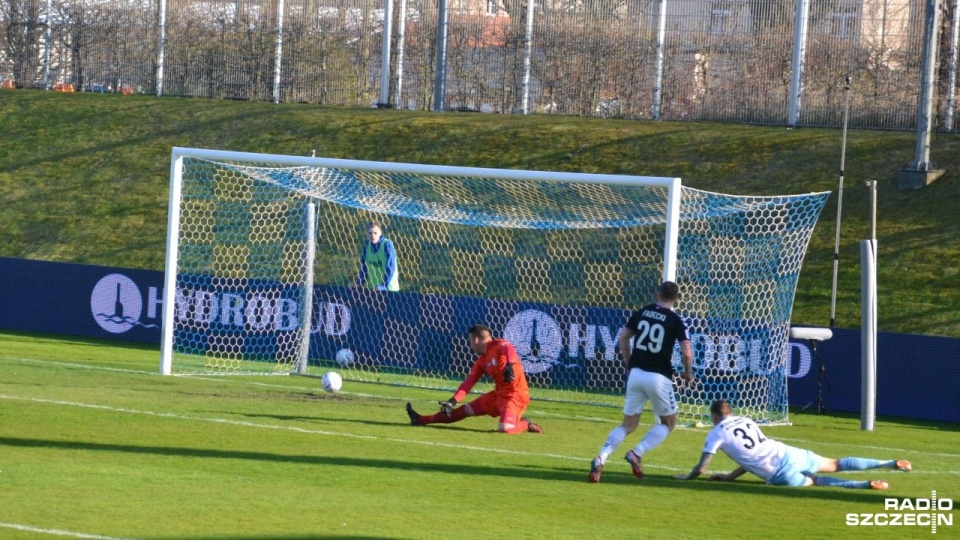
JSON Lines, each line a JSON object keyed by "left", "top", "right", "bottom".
{"left": 335, "top": 348, "right": 355, "bottom": 366}
{"left": 321, "top": 371, "right": 343, "bottom": 393}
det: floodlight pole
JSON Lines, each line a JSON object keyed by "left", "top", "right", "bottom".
{"left": 829, "top": 76, "right": 851, "bottom": 328}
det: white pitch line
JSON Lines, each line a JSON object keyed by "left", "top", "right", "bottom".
{"left": 0, "top": 394, "right": 587, "bottom": 463}
{"left": 4, "top": 356, "right": 960, "bottom": 462}
{"left": 774, "top": 435, "right": 960, "bottom": 460}
{"left": 0, "top": 522, "right": 137, "bottom": 540}
{"left": 2, "top": 393, "right": 959, "bottom": 476}
{"left": 1, "top": 356, "right": 152, "bottom": 376}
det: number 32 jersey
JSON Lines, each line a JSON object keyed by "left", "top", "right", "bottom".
{"left": 625, "top": 304, "right": 690, "bottom": 378}
{"left": 704, "top": 415, "right": 787, "bottom": 480}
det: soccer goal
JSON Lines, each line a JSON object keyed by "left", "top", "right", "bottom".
{"left": 160, "top": 147, "right": 829, "bottom": 424}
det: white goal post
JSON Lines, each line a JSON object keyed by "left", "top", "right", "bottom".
{"left": 160, "top": 147, "right": 829, "bottom": 424}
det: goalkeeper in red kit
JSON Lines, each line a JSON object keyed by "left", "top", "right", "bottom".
{"left": 406, "top": 324, "right": 543, "bottom": 434}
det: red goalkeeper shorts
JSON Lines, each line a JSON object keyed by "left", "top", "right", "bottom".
{"left": 467, "top": 392, "right": 528, "bottom": 426}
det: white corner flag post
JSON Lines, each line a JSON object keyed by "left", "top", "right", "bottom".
{"left": 860, "top": 181, "right": 878, "bottom": 431}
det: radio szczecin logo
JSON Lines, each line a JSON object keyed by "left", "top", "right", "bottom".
{"left": 847, "top": 491, "right": 953, "bottom": 533}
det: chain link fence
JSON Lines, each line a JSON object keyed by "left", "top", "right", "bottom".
{"left": 1, "top": 0, "right": 955, "bottom": 130}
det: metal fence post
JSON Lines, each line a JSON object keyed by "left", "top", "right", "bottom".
{"left": 944, "top": 0, "right": 959, "bottom": 131}
{"left": 788, "top": 0, "right": 811, "bottom": 126}
{"left": 378, "top": 0, "right": 395, "bottom": 108}
{"left": 432, "top": 0, "right": 449, "bottom": 112}
{"left": 274, "top": 0, "right": 286, "bottom": 104}
{"left": 156, "top": 0, "right": 167, "bottom": 96}
{"left": 652, "top": 0, "right": 667, "bottom": 120}
{"left": 520, "top": 0, "right": 536, "bottom": 114}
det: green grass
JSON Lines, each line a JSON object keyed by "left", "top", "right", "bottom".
{"left": 1, "top": 91, "right": 959, "bottom": 336}
{"left": 1, "top": 330, "right": 957, "bottom": 539}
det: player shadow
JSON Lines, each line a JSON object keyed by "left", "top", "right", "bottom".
{"left": 0, "top": 435, "right": 580, "bottom": 481}
{"left": 405, "top": 424, "right": 498, "bottom": 434}
{"left": 233, "top": 413, "right": 495, "bottom": 432}
{"left": 0, "top": 436, "right": 895, "bottom": 503}
{"left": 550, "top": 465, "right": 895, "bottom": 503}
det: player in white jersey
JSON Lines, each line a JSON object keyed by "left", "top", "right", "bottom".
{"left": 674, "top": 400, "right": 912, "bottom": 490}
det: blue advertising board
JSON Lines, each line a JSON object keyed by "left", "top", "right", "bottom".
{"left": 1, "top": 256, "right": 957, "bottom": 422}
{"left": 786, "top": 327, "right": 960, "bottom": 423}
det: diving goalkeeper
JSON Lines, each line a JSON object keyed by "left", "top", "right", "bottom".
{"left": 406, "top": 324, "right": 542, "bottom": 434}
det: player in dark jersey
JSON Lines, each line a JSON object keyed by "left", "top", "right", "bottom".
{"left": 588, "top": 281, "right": 693, "bottom": 482}
{"left": 405, "top": 324, "right": 542, "bottom": 434}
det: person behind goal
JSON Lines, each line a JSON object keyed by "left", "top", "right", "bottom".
{"left": 674, "top": 400, "right": 911, "bottom": 490}
{"left": 406, "top": 324, "right": 542, "bottom": 434}
{"left": 589, "top": 280, "right": 694, "bottom": 483}
{"left": 357, "top": 221, "right": 399, "bottom": 291}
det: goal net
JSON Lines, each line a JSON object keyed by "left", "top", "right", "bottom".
{"left": 160, "top": 148, "right": 829, "bottom": 424}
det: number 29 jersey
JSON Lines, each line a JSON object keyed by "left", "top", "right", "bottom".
{"left": 704, "top": 415, "right": 787, "bottom": 480}
{"left": 624, "top": 303, "right": 690, "bottom": 378}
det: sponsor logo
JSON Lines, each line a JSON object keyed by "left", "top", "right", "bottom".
{"left": 503, "top": 310, "right": 617, "bottom": 374}
{"left": 91, "top": 276, "right": 352, "bottom": 336}
{"left": 846, "top": 492, "right": 954, "bottom": 533}
{"left": 504, "top": 310, "right": 564, "bottom": 374}
{"left": 91, "top": 274, "right": 159, "bottom": 333}
{"left": 173, "top": 288, "right": 351, "bottom": 335}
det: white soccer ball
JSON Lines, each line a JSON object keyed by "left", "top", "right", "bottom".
{"left": 335, "top": 348, "right": 355, "bottom": 366}
{"left": 322, "top": 371, "right": 343, "bottom": 393}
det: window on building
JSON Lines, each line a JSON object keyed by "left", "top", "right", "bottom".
{"left": 709, "top": 7, "right": 731, "bottom": 35}
{"left": 829, "top": 10, "right": 858, "bottom": 38}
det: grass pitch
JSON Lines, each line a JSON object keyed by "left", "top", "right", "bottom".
{"left": 1, "top": 329, "right": 957, "bottom": 539}
{"left": 2, "top": 92, "right": 960, "bottom": 336}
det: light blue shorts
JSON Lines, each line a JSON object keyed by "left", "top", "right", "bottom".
{"left": 766, "top": 446, "right": 823, "bottom": 487}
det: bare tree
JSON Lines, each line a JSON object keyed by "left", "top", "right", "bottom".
{"left": 1, "top": 0, "right": 43, "bottom": 86}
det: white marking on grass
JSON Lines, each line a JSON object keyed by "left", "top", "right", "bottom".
{"left": 3, "top": 394, "right": 959, "bottom": 476}
{"left": 0, "top": 522, "right": 137, "bottom": 540}
{"left": 1, "top": 356, "right": 151, "bottom": 376}
{"left": 0, "top": 393, "right": 671, "bottom": 470}
{"left": 775, "top": 435, "right": 960, "bottom": 460}
{"left": 0, "top": 394, "right": 377, "bottom": 440}
{"left": 4, "top": 357, "right": 960, "bottom": 463}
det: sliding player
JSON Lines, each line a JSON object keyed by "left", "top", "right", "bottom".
{"left": 406, "top": 324, "right": 542, "bottom": 434}
{"left": 674, "top": 400, "right": 911, "bottom": 489}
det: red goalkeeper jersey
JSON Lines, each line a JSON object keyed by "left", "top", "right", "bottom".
{"left": 452, "top": 339, "right": 530, "bottom": 403}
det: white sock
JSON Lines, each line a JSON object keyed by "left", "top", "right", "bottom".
{"left": 597, "top": 425, "right": 628, "bottom": 464}
{"left": 634, "top": 424, "right": 670, "bottom": 457}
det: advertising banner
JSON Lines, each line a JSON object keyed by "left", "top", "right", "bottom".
{"left": 1, "top": 257, "right": 956, "bottom": 422}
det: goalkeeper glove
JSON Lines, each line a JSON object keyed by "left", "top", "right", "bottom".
{"left": 439, "top": 399, "right": 457, "bottom": 416}
{"left": 503, "top": 362, "right": 516, "bottom": 383}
